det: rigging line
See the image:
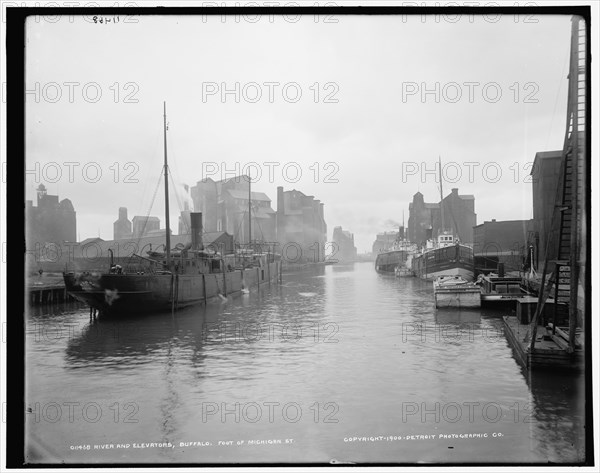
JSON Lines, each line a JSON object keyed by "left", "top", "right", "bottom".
{"left": 165, "top": 120, "right": 193, "bottom": 215}
{"left": 130, "top": 171, "right": 163, "bottom": 264}
{"left": 168, "top": 172, "right": 191, "bottom": 235}
{"left": 136, "top": 125, "right": 162, "bottom": 222}
{"left": 166, "top": 123, "right": 184, "bottom": 198}
{"left": 234, "top": 209, "right": 248, "bottom": 243}
{"left": 253, "top": 207, "right": 265, "bottom": 240}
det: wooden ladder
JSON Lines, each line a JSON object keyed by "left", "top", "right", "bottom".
{"left": 529, "top": 17, "right": 585, "bottom": 353}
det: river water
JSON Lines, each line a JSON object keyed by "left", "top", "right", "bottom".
{"left": 25, "top": 262, "right": 586, "bottom": 464}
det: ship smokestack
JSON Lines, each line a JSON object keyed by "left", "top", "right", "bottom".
{"left": 190, "top": 212, "right": 203, "bottom": 250}
{"left": 399, "top": 225, "right": 404, "bottom": 240}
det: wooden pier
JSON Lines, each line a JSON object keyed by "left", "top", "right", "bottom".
{"left": 28, "top": 284, "right": 75, "bottom": 306}
{"left": 503, "top": 316, "right": 583, "bottom": 372}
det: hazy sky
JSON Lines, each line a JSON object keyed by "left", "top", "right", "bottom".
{"left": 25, "top": 11, "right": 573, "bottom": 252}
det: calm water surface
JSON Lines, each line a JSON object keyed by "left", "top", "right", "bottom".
{"left": 25, "top": 262, "right": 586, "bottom": 464}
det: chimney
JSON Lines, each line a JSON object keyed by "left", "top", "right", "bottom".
{"left": 277, "top": 186, "right": 284, "bottom": 214}
{"left": 190, "top": 212, "right": 203, "bottom": 250}
{"left": 452, "top": 188, "right": 459, "bottom": 195}
{"left": 319, "top": 203, "right": 325, "bottom": 232}
{"left": 119, "top": 207, "right": 128, "bottom": 221}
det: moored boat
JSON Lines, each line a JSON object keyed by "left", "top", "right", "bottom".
{"left": 478, "top": 273, "right": 532, "bottom": 305}
{"left": 411, "top": 232, "right": 474, "bottom": 281}
{"left": 433, "top": 275, "right": 481, "bottom": 308}
{"left": 375, "top": 239, "right": 417, "bottom": 274}
{"left": 63, "top": 103, "right": 280, "bottom": 316}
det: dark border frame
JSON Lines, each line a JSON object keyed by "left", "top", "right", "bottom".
{"left": 6, "top": 4, "right": 594, "bottom": 468}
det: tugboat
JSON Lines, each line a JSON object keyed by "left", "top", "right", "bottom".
{"left": 63, "top": 103, "right": 280, "bottom": 315}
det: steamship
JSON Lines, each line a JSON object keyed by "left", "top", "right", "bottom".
{"left": 375, "top": 239, "right": 417, "bottom": 274}
{"left": 63, "top": 103, "right": 280, "bottom": 315}
{"left": 411, "top": 231, "right": 474, "bottom": 281}
{"left": 410, "top": 157, "right": 475, "bottom": 281}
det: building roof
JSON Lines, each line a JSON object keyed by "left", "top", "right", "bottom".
{"left": 203, "top": 231, "right": 230, "bottom": 241}
{"left": 285, "top": 189, "right": 308, "bottom": 198}
{"left": 534, "top": 150, "right": 562, "bottom": 160}
{"left": 219, "top": 175, "right": 250, "bottom": 185}
{"left": 226, "top": 189, "right": 272, "bottom": 202}
{"left": 459, "top": 195, "right": 475, "bottom": 200}
{"left": 59, "top": 199, "right": 75, "bottom": 211}
{"left": 132, "top": 216, "right": 160, "bottom": 222}
{"left": 80, "top": 237, "right": 104, "bottom": 246}
{"left": 474, "top": 218, "right": 533, "bottom": 229}
{"left": 531, "top": 150, "right": 563, "bottom": 175}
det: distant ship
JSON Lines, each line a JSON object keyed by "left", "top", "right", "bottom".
{"left": 63, "top": 103, "right": 280, "bottom": 315}
{"left": 375, "top": 239, "right": 417, "bottom": 274}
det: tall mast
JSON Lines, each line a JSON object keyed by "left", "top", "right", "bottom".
{"left": 248, "top": 174, "right": 252, "bottom": 245}
{"left": 402, "top": 210, "right": 405, "bottom": 240}
{"left": 163, "top": 102, "right": 171, "bottom": 266}
{"left": 438, "top": 156, "right": 445, "bottom": 234}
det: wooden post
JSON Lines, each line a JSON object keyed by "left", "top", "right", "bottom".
{"left": 202, "top": 273, "right": 207, "bottom": 304}
{"left": 222, "top": 260, "right": 227, "bottom": 296}
{"left": 170, "top": 274, "right": 175, "bottom": 313}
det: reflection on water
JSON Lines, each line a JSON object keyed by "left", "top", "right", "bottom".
{"left": 25, "top": 262, "right": 586, "bottom": 464}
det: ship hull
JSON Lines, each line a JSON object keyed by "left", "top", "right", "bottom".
{"left": 375, "top": 250, "right": 410, "bottom": 273}
{"left": 433, "top": 277, "right": 481, "bottom": 308}
{"left": 64, "top": 261, "right": 281, "bottom": 315}
{"left": 411, "top": 245, "right": 474, "bottom": 281}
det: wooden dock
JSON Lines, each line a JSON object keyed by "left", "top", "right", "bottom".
{"left": 28, "top": 283, "right": 75, "bottom": 306}
{"left": 502, "top": 316, "right": 583, "bottom": 373}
